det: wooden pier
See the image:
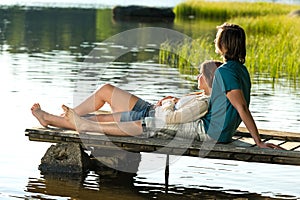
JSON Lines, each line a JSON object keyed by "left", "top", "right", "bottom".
{"left": 25, "top": 126, "right": 300, "bottom": 166}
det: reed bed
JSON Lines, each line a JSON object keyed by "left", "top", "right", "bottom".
{"left": 174, "top": 0, "right": 299, "bottom": 19}
{"left": 237, "top": 15, "right": 300, "bottom": 80}
{"left": 160, "top": 1, "right": 300, "bottom": 86}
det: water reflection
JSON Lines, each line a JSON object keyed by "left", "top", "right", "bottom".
{"left": 26, "top": 171, "right": 142, "bottom": 200}
{"left": 1, "top": 8, "right": 94, "bottom": 53}
{"left": 26, "top": 166, "right": 298, "bottom": 200}
{"left": 0, "top": 7, "right": 179, "bottom": 55}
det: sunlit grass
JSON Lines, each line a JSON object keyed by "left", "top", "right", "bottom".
{"left": 160, "top": 1, "right": 300, "bottom": 86}
{"left": 237, "top": 15, "right": 300, "bottom": 80}
{"left": 174, "top": 0, "right": 299, "bottom": 19}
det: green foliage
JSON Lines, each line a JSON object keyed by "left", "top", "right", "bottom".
{"left": 160, "top": 1, "right": 300, "bottom": 86}
{"left": 174, "top": 0, "right": 299, "bottom": 19}
{"left": 236, "top": 15, "right": 300, "bottom": 80}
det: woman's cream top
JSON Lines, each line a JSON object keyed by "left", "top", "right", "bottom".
{"left": 154, "top": 94, "right": 209, "bottom": 124}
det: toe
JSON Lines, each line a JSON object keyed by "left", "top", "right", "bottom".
{"left": 31, "top": 103, "right": 40, "bottom": 111}
{"left": 62, "top": 104, "right": 69, "bottom": 112}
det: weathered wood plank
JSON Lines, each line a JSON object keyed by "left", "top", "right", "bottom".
{"left": 237, "top": 127, "right": 300, "bottom": 142}
{"left": 273, "top": 156, "right": 300, "bottom": 165}
{"left": 265, "top": 139, "right": 286, "bottom": 146}
{"left": 231, "top": 137, "right": 255, "bottom": 147}
{"left": 293, "top": 147, "right": 300, "bottom": 151}
{"left": 280, "top": 142, "right": 300, "bottom": 151}
{"left": 25, "top": 127, "right": 300, "bottom": 166}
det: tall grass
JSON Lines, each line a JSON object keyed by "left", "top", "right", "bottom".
{"left": 160, "top": 1, "right": 300, "bottom": 86}
{"left": 237, "top": 15, "right": 300, "bottom": 80}
{"left": 174, "top": 0, "right": 299, "bottom": 19}
{"left": 159, "top": 36, "right": 217, "bottom": 74}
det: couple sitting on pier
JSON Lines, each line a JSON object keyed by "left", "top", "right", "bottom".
{"left": 32, "top": 59, "right": 219, "bottom": 141}
{"left": 31, "top": 22, "right": 282, "bottom": 149}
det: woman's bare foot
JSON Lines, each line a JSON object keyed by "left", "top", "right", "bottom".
{"left": 31, "top": 103, "right": 50, "bottom": 127}
{"left": 62, "top": 104, "right": 86, "bottom": 132}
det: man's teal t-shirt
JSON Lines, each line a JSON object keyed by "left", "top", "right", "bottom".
{"left": 202, "top": 60, "right": 251, "bottom": 143}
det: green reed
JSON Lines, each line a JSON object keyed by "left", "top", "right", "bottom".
{"left": 238, "top": 15, "right": 300, "bottom": 81}
{"left": 174, "top": 0, "right": 299, "bottom": 19}
{"left": 159, "top": 36, "right": 217, "bottom": 74}
{"left": 160, "top": 1, "right": 300, "bottom": 86}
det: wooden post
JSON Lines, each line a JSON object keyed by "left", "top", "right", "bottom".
{"left": 165, "top": 154, "right": 169, "bottom": 193}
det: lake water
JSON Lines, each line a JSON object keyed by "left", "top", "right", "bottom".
{"left": 0, "top": 1, "right": 300, "bottom": 200}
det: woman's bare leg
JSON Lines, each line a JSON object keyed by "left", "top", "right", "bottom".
{"left": 31, "top": 103, "right": 75, "bottom": 129}
{"left": 63, "top": 105, "right": 143, "bottom": 136}
{"left": 73, "top": 83, "right": 139, "bottom": 117}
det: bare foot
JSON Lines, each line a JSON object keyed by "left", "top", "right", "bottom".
{"left": 62, "top": 104, "right": 84, "bottom": 132}
{"left": 31, "top": 103, "right": 50, "bottom": 127}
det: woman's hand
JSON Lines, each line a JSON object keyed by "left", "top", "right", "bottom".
{"left": 156, "top": 96, "right": 179, "bottom": 106}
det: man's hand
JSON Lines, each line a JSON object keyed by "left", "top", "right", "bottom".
{"left": 257, "top": 142, "right": 286, "bottom": 150}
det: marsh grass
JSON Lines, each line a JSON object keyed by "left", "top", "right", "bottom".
{"left": 160, "top": 1, "right": 300, "bottom": 86}
{"left": 174, "top": 0, "right": 299, "bottom": 19}
{"left": 238, "top": 15, "right": 300, "bottom": 81}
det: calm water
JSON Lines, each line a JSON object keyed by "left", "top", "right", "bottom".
{"left": 0, "top": 1, "right": 300, "bottom": 200}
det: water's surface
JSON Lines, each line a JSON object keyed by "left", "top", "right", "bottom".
{"left": 0, "top": 1, "right": 300, "bottom": 200}
{"left": 0, "top": 0, "right": 185, "bottom": 8}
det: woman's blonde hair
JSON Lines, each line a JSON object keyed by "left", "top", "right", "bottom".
{"left": 200, "top": 60, "right": 223, "bottom": 88}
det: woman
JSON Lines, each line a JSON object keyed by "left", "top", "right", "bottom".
{"left": 31, "top": 60, "right": 221, "bottom": 137}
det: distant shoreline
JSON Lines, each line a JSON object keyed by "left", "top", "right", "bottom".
{"left": 0, "top": 0, "right": 299, "bottom": 10}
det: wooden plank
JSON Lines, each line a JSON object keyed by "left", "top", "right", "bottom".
{"left": 294, "top": 147, "right": 300, "bottom": 151}
{"left": 237, "top": 127, "right": 300, "bottom": 142}
{"left": 273, "top": 156, "right": 300, "bottom": 165}
{"left": 25, "top": 127, "right": 299, "bottom": 156}
{"left": 231, "top": 135, "right": 242, "bottom": 141}
{"left": 25, "top": 127, "right": 299, "bottom": 157}
{"left": 280, "top": 142, "right": 300, "bottom": 151}
{"left": 25, "top": 127, "right": 300, "bottom": 166}
{"left": 231, "top": 137, "right": 256, "bottom": 147}
{"left": 264, "top": 139, "right": 286, "bottom": 146}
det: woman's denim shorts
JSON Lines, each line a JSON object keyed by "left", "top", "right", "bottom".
{"left": 120, "top": 98, "right": 153, "bottom": 122}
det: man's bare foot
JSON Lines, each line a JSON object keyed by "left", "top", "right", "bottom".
{"left": 31, "top": 103, "right": 50, "bottom": 127}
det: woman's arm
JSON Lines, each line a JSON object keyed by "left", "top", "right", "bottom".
{"left": 155, "top": 96, "right": 209, "bottom": 124}
{"left": 226, "top": 89, "right": 284, "bottom": 149}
